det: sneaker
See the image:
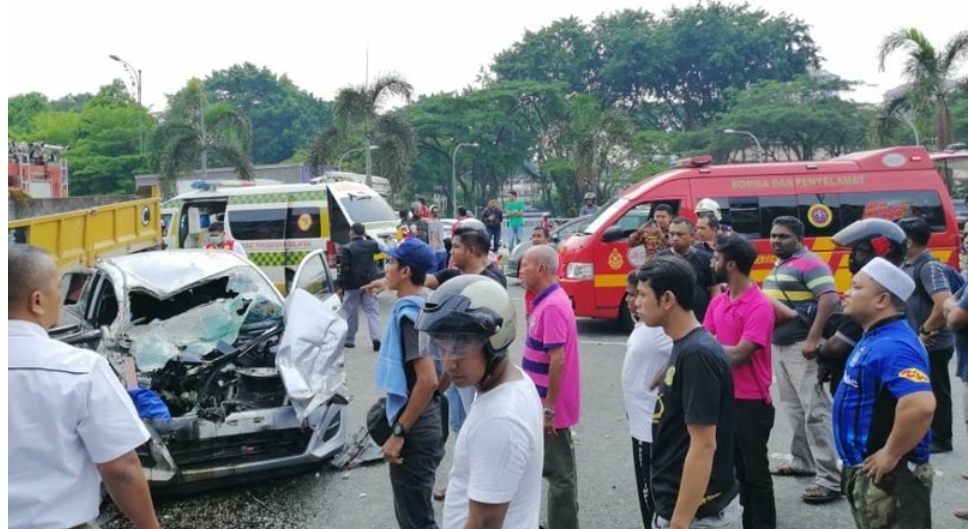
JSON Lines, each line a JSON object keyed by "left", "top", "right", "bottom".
{"left": 344, "top": 342, "right": 355, "bottom": 349}
{"left": 372, "top": 340, "right": 381, "bottom": 352}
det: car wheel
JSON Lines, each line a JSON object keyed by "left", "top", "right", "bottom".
{"left": 618, "top": 295, "right": 636, "bottom": 333}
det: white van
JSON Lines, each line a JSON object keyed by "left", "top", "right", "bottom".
{"left": 163, "top": 180, "right": 398, "bottom": 293}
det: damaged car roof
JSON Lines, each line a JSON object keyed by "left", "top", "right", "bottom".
{"left": 100, "top": 250, "right": 277, "bottom": 300}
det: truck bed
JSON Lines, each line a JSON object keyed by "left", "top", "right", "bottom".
{"left": 8, "top": 195, "right": 163, "bottom": 270}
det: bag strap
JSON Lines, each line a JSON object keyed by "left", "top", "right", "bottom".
{"left": 911, "top": 255, "right": 936, "bottom": 300}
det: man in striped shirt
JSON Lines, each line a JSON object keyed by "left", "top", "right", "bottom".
{"left": 762, "top": 216, "right": 842, "bottom": 504}
{"left": 519, "top": 244, "right": 582, "bottom": 529}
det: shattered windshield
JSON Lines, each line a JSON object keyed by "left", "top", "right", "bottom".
{"left": 125, "top": 266, "right": 284, "bottom": 372}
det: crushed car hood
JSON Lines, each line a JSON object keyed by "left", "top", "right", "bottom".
{"left": 276, "top": 289, "right": 348, "bottom": 421}
{"left": 103, "top": 250, "right": 274, "bottom": 300}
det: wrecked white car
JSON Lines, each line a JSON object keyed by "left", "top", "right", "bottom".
{"left": 53, "top": 249, "right": 348, "bottom": 492}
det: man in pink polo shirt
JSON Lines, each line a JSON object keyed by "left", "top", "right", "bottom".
{"left": 703, "top": 234, "right": 777, "bottom": 529}
{"left": 519, "top": 244, "right": 581, "bottom": 529}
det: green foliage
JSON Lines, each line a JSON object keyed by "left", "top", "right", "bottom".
{"left": 8, "top": 92, "right": 50, "bottom": 135}
{"left": 491, "top": 3, "right": 821, "bottom": 130}
{"left": 712, "top": 76, "right": 873, "bottom": 161}
{"left": 20, "top": 111, "right": 81, "bottom": 146}
{"left": 878, "top": 28, "right": 968, "bottom": 149}
{"left": 306, "top": 73, "right": 416, "bottom": 200}
{"left": 205, "top": 63, "right": 333, "bottom": 164}
{"left": 50, "top": 92, "right": 94, "bottom": 113}
{"left": 153, "top": 78, "right": 255, "bottom": 196}
{"left": 68, "top": 83, "right": 154, "bottom": 195}
{"left": 492, "top": 17, "right": 600, "bottom": 96}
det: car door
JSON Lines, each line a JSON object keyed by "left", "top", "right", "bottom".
{"left": 290, "top": 249, "right": 342, "bottom": 314}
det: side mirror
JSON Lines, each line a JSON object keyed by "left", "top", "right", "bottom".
{"left": 601, "top": 226, "right": 627, "bottom": 243}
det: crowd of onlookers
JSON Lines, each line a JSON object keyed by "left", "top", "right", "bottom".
{"left": 7, "top": 189, "right": 967, "bottom": 529}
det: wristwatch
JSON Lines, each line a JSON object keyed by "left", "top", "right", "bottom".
{"left": 543, "top": 407, "right": 556, "bottom": 420}
{"left": 392, "top": 422, "right": 407, "bottom": 438}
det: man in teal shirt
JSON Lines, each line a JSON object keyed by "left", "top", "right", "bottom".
{"left": 507, "top": 190, "right": 526, "bottom": 249}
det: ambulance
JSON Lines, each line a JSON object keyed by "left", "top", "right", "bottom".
{"left": 163, "top": 179, "right": 398, "bottom": 293}
{"left": 559, "top": 146, "right": 960, "bottom": 330}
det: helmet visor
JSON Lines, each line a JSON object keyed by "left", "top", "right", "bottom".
{"left": 424, "top": 332, "right": 488, "bottom": 360}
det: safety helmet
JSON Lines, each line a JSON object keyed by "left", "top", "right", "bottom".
{"left": 695, "top": 198, "right": 722, "bottom": 221}
{"left": 584, "top": 192, "right": 596, "bottom": 200}
{"left": 417, "top": 275, "right": 516, "bottom": 381}
{"left": 832, "top": 218, "right": 907, "bottom": 271}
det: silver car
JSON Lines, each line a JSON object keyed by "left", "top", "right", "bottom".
{"left": 54, "top": 249, "right": 348, "bottom": 493}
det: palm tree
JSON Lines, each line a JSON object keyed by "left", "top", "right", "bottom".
{"left": 152, "top": 79, "right": 254, "bottom": 197}
{"left": 878, "top": 28, "right": 968, "bottom": 150}
{"left": 306, "top": 74, "right": 416, "bottom": 198}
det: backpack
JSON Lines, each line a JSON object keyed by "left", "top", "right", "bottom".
{"left": 913, "top": 256, "right": 965, "bottom": 299}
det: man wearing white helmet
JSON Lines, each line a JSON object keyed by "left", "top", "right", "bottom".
{"left": 417, "top": 275, "right": 543, "bottom": 529}
{"left": 580, "top": 192, "right": 599, "bottom": 216}
{"left": 695, "top": 199, "right": 728, "bottom": 253}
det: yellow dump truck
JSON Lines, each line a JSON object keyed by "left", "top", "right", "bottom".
{"left": 8, "top": 179, "right": 164, "bottom": 270}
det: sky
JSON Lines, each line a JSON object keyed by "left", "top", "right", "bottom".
{"left": 5, "top": 0, "right": 967, "bottom": 113}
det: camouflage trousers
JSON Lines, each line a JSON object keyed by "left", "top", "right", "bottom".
{"left": 843, "top": 462, "right": 932, "bottom": 529}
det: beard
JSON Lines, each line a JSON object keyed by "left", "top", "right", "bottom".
{"left": 714, "top": 266, "right": 728, "bottom": 284}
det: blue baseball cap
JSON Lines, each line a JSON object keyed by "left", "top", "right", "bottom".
{"left": 388, "top": 238, "right": 436, "bottom": 274}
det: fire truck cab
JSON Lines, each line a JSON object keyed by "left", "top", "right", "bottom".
{"left": 558, "top": 146, "right": 960, "bottom": 330}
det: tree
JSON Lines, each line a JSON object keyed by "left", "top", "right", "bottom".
{"left": 67, "top": 82, "right": 154, "bottom": 195}
{"left": 878, "top": 28, "right": 968, "bottom": 150}
{"left": 8, "top": 92, "right": 51, "bottom": 136}
{"left": 205, "top": 63, "right": 333, "bottom": 164}
{"left": 548, "top": 94, "right": 636, "bottom": 212}
{"left": 649, "top": 2, "right": 821, "bottom": 130}
{"left": 152, "top": 79, "right": 254, "bottom": 197}
{"left": 712, "top": 76, "right": 874, "bottom": 161}
{"left": 491, "top": 17, "right": 601, "bottom": 96}
{"left": 50, "top": 92, "right": 94, "bottom": 113}
{"left": 306, "top": 73, "right": 416, "bottom": 197}
{"left": 489, "top": 4, "right": 822, "bottom": 131}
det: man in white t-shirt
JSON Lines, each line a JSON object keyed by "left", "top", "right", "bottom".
{"left": 622, "top": 269, "right": 674, "bottom": 528}
{"left": 8, "top": 244, "right": 160, "bottom": 529}
{"left": 417, "top": 275, "right": 543, "bottom": 529}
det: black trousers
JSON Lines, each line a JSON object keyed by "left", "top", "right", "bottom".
{"left": 929, "top": 347, "right": 953, "bottom": 446}
{"left": 735, "top": 399, "right": 776, "bottom": 529}
{"left": 632, "top": 437, "right": 653, "bottom": 529}
{"left": 389, "top": 399, "right": 444, "bottom": 529}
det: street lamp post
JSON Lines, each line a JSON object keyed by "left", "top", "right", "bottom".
{"left": 110, "top": 54, "right": 143, "bottom": 154}
{"left": 451, "top": 142, "right": 479, "bottom": 217}
{"left": 337, "top": 145, "right": 379, "bottom": 172}
{"left": 723, "top": 129, "right": 764, "bottom": 163}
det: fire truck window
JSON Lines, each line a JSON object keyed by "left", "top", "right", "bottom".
{"left": 227, "top": 208, "right": 288, "bottom": 241}
{"left": 726, "top": 197, "right": 761, "bottom": 238}
{"left": 759, "top": 196, "right": 798, "bottom": 236}
{"left": 617, "top": 204, "right": 655, "bottom": 232}
{"left": 797, "top": 194, "right": 842, "bottom": 238}
{"left": 840, "top": 191, "right": 947, "bottom": 232}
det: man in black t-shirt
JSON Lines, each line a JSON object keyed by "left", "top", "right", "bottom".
{"left": 634, "top": 256, "right": 740, "bottom": 528}
{"left": 658, "top": 217, "right": 718, "bottom": 322}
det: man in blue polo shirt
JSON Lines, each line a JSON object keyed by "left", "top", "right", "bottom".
{"left": 835, "top": 257, "right": 936, "bottom": 529}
